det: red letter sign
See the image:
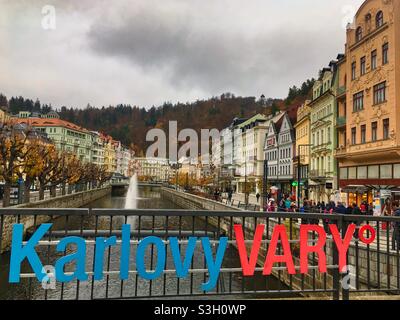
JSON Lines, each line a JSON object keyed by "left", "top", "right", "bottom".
{"left": 263, "top": 225, "right": 295, "bottom": 275}
{"left": 234, "top": 224, "right": 265, "bottom": 276}
{"left": 330, "top": 223, "right": 356, "bottom": 272}
{"left": 300, "top": 225, "right": 327, "bottom": 274}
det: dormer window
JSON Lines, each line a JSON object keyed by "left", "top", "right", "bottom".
{"left": 356, "top": 27, "right": 363, "bottom": 42}
{"left": 376, "top": 11, "right": 384, "bottom": 28}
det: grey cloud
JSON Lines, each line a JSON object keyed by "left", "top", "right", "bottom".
{"left": 86, "top": 2, "right": 344, "bottom": 99}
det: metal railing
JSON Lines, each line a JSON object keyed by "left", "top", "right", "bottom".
{"left": 0, "top": 209, "right": 399, "bottom": 300}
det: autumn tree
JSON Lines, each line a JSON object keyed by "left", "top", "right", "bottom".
{"left": 0, "top": 123, "right": 32, "bottom": 207}
{"left": 35, "top": 144, "right": 62, "bottom": 200}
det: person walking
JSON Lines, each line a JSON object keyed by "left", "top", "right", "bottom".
{"left": 256, "top": 193, "right": 261, "bottom": 203}
{"left": 392, "top": 204, "right": 400, "bottom": 251}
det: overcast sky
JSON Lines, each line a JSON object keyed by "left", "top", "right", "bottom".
{"left": 0, "top": 0, "right": 364, "bottom": 109}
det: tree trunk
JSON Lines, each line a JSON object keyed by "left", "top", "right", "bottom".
{"left": 2, "top": 183, "right": 11, "bottom": 208}
{"left": 24, "top": 181, "right": 32, "bottom": 204}
{"left": 39, "top": 184, "right": 45, "bottom": 200}
{"left": 50, "top": 185, "right": 57, "bottom": 198}
{"left": 62, "top": 183, "right": 66, "bottom": 196}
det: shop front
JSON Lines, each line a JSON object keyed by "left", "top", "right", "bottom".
{"left": 341, "top": 185, "right": 374, "bottom": 207}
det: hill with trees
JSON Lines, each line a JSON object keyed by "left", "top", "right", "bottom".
{"left": 0, "top": 78, "right": 315, "bottom": 155}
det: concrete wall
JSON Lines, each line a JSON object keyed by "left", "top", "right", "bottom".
{"left": 161, "top": 188, "right": 240, "bottom": 212}
{"left": 0, "top": 187, "right": 111, "bottom": 252}
{"left": 15, "top": 186, "right": 111, "bottom": 209}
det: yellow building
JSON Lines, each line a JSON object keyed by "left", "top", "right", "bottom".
{"left": 0, "top": 107, "right": 10, "bottom": 124}
{"left": 337, "top": 0, "right": 400, "bottom": 205}
{"left": 294, "top": 101, "right": 311, "bottom": 200}
{"left": 102, "top": 135, "right": 117, "bottom": 174}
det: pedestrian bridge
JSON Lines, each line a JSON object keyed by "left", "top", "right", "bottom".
{"left": 0, "top": 208, "right": 399, "bottom": 300}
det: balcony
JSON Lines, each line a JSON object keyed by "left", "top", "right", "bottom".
{"left": 309, "top": 170, "right": 329, "bottom": 181}
{"left": 336, "top": 116, "right": 346, "bottom": 128}
{"left": 311, "top": 143, "right": 331, "bottom": 153}
{"left": 337, "top": 86, "right": 346, "bottom": 98}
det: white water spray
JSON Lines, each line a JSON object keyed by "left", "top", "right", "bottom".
{"left": 125, "top": 174, "right": 138, "bottom": 226}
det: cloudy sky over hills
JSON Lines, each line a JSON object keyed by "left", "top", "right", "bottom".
{"left": 0, "top": 0, "right": 364, "bottom": 109}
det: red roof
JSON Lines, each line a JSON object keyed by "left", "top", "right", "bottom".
{"left": 14, "top": 118, "right": 90, "bottom": 133}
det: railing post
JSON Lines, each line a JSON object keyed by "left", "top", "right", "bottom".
{"left": 332, "top": 215, "right": 342, "bottom": 300}
{"left": 341, "top": 217, "right": 350, "bottom": 301}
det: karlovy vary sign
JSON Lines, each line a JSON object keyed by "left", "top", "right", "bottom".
{"left": 8, "top": 221, "right": 376, "bottom": 290}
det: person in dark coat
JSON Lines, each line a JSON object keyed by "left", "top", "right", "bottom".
{"left": 392, "top": 206, "right": 400, "bottom": 251}
{"left": 335, "top": 202, "right": 347, "bottom": 215}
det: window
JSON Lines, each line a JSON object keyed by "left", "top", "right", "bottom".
{"left": 383, "top": 43, "right": 389, "bottom": 65}
{"left": 371, "top": 122, "right": 378, "bottom": 141}
{"left": 383, "top": 119, "right": 390, "bottom": 139}
{"left": 358, "top": 166, "right": 367, "bottom": 179}
{"left": 356, "top": 27, "right": 363, "bottom": 42}
{"left": 351, "top": 62, "right": 357, "bottom": 80}
{"left": 368, "top": 165, "right": 379, "bottom": 179}
{"left": 327, "top": 127, "right": 331, "bottom": 143}
{"left": 353, "top": 91, "right": 364, "bottom": 112}
{"left": 361, "top": 125, "right": 366, "bottom": 144}
{"left": 340, "top": 168, "right": 348, "bottom": 180}
{"left": 394, "top": 164, "right": 400, "bottom": 179}
{"left": 349, "top": 167, "right": 357, "bottom": 179}
{"left": 351, "top": 127, "right": 357, "bottom": 145}
{"left": 360, "top": 56, "right": 366, "bottom": 75}
{"left": 371, "top": 50, "right": 377, "bottom": 70}
{"left": 381, "top": 165, "right": 392, "bottom": 179}
{"left": 376, "top": 11, "right": 384, "bottom": 28}
{"left": 373, "top": 81, "right": 386, "bottom": 105}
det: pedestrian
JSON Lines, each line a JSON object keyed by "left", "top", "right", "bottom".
{"left": 256, "top": 193, "right": 261, "bottom": 203}
{"left": 392, "top": 204, "right": 400, "bottom": 251}
{"left": 335, "top": 202, "right": 346, "bottom": 215}
{"left": 227, "top": 189, "right": 233, "bottom": 205}
{"left": 360, "top": 201, "right": 367, "bottom": 215}
{"left": 285, "top": 197, "right": 291, "bottom": 212}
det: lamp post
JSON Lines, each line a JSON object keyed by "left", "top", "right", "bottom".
{"left": 17, "top": 167, "right": 24, "bottom": 205}
{"left": 297, "top": 144, "right": 312, "bottom": 209}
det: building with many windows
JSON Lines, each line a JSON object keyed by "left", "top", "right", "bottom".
{"left": 0, "top": 107, "right": 10, "bottom": 124}
{"left": 15, "top": 117, "right": 93, "bottom": 163}
{"left": 134, "top": 157, "right": 170, "bottom": 182}
{"left": 309, "top": 64, "right": 338, "bottom": 203}
{"left": 264, "top": 111, "right": 296, "bottom": 195}
{"left": 337, "top": 0, "right": 400, "bottom": 206}
{"left": 293, "top": 101, "right": 311, "bottom": 200}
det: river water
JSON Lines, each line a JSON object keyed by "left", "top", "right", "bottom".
{"left": 0, "top": 186, "right": 296, "bottom": 300}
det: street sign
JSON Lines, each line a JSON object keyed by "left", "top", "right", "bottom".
{"left": 326, "top": 183, "right": 333, "bottom": 190}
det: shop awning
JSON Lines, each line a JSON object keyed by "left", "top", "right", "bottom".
{"left": 341, "top": 185, "right": 370, "bottom": 193}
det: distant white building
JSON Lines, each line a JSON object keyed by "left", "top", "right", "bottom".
{"left": 116, "top": 143, "right": 132, "bottom": 177}
{"left": 135, "top": 157, "right": 170, "bottom": 182}
{"left": 264, "top": 112, "right": 296, "bottom": 194}
{"left": 235, "top": 113, "right": 284, "bottom": 195}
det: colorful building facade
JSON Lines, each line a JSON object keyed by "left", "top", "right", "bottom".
{"left": 309, "top": 65, "right": 338, "bottom": 203}
{"left": 337, "top": 0, "right": 400, "bottom": 206}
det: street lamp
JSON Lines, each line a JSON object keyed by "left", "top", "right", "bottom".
{"left": 17, "top": 166, "right": 24, "bottom": 205}
{"left": 297, "top": 144, "right": 312, "bottom": 208}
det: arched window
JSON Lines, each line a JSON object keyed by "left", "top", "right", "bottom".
{"left": 356, "top": 27, "right": 363, "bottom": 42}
{"left": 376, "top": 11, "right": 384, "bottom": 28}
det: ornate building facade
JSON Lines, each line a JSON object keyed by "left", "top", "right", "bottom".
{"left": 337, "top": 0, "right": 400, "bottom": 205}
{"left": 309, "top": 65, "right": 338, "bottom": 203}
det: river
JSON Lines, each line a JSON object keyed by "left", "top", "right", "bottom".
{"left": 0, "top": 186, "right": 296, "bottom": 300}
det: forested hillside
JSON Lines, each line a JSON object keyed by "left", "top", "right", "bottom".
{"left": 0, "top": 79, "right": 314, "bottom": 155}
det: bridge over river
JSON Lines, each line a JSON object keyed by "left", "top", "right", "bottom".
{"left": 0, "top": 186, "right": 398, "bottom": 300}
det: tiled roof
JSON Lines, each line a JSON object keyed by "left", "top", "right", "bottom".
{"left": 14, "top": 117, "right": 89, "bottom": 133}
